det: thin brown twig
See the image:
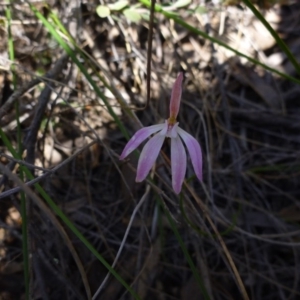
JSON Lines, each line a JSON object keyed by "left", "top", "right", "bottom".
{"left": 0, "top": 153, "right": 50, "bottom": 172}
{"left": 0, "top": 141, "right": 97, "bottom": 199}
{"left": 145, "top": 0, "right": 156, "bottom": 110}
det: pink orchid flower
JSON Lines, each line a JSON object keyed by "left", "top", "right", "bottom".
{"left": 120, "top": 73, "right": 202, "bottom": 194}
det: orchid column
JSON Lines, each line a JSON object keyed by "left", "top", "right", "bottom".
{"left": 120, "top": 73, "right": 202, "bottom": 194}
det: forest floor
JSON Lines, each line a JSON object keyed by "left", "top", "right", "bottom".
{"left": 1, "top": 1, "right": 300, "bottom": 300}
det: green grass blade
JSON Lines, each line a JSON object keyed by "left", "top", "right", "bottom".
{"left": 5, "top": 2, "right": 30, "bottom": 299}
{"left": 242, "top": 0, "right": 300, "bottom": 75}
{"left": 138, "top": 0, "right": 300, "bottom": 85}
{"left": 29, "top": 4, "right": 129, "bottom": 140}
{"left": 46, "top": 9, "right": 139, "bottom": 127}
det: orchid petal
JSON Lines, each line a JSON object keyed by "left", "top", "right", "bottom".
{"left": 177, "top": 127, "right": 203, "bottom": 180}
{"left": 120, "top": 123, "right": 165, "bottom": 160}
{"left": 171, "top": 136, "right": 187, "bottom": 194}
{"left": 136, "top": 134, "right": 165, "bottom": 182}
